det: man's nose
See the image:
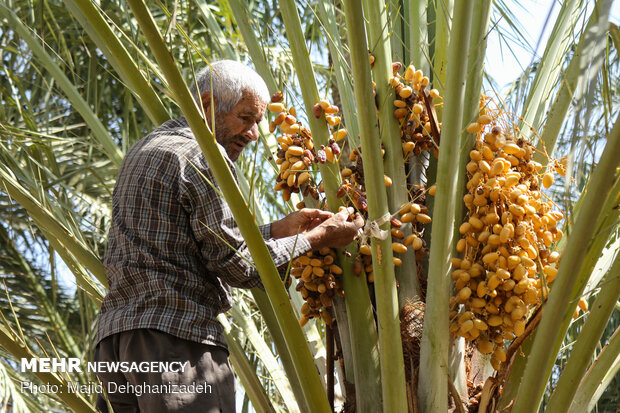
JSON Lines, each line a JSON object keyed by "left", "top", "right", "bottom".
{"left": 246, "top": 123, "right": 259, "bottom": 141}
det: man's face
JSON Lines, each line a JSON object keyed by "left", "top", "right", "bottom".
{"left": 206, "top": 91, "right": 266, "bottom": 161}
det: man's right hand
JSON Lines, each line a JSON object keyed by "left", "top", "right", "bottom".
{"left": 304, "top": 207, "right": 364, "bottom": 250}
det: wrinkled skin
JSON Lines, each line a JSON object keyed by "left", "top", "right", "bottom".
{"left": 201, "top": 91, "right": 266, "bottom": 161}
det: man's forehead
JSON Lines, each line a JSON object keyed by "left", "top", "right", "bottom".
{"left": 239, "top": 106, "right": 262, "bottom": 114}
{"left": 236, "top": 92, "right": 267, "bottom": 114}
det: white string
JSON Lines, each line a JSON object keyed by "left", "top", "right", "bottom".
{"left": 358, "top": 212, "right": 391, "bottom": 245}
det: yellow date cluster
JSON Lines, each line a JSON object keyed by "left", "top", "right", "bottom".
{"left": 390, "top": 63, "right": 442, "bottom": 158}
{"left": 449, "top": 102, "right": 567, "bottom": 370}
{"left": 269, "top": 94, "right": 346, "bottom": 203}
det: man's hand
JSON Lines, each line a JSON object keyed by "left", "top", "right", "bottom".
{"left": 270, "top": 208, "right": 334, "bottom": 239}
{"left": 304, "top": 207, "right": 364, "bottom": 250}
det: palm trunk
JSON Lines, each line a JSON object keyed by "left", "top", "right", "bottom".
{"left": 431, "top": 0, "right": 453, "bottom": 96}
{"left": 342, "top": 1, "right": 408, "bottom": 410}
{"left": 363, "top": 0, "right": 420, "bottom": 302}
{"left": 418, "top": 1, "right": 474, "bottom": 411}
{"left": 338, "top": 255, "right": 382, "bottom": 411}
{"left": 409, "top": 1, "right": 429, "bottom": 74}
{"left": 449, "top": 0, "right": 492, "bottom": 397}
{"left": 387, "top": 0, "right": 405, "bottom": 62}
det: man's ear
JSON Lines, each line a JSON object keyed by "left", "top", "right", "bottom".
{"left": 200, "top": 92, "right": 214, "bottom": 115}
{"left": 200, "top": 92, "right": 215, "bottom": 126}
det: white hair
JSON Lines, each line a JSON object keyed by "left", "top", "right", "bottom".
{"left": 189, "top": 60, "right": 270, "bottom": 113}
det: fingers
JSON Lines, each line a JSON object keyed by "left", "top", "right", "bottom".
{"left": 334, "top": 210, "right": 364, "bottom": 243}
{"left": 305, "top": 208, "right": 368, "bottom": 250}
{"left": 333, "top": 207, "right": 354, "bottom": 221}
{"left": 352, "top": 212, "right": 364, "bottom": 228}
{"left": 354, "top": 226, "right": 364, "bottom": 240}
{"left": 299, "top": 209, "right": 335, "bottom": 233}
{"left": 310, "top": 217, "right": 323, "bottom": 229}
{"left": 302, "top": 208, "right": 333, "bottom": 221}
{"left": 346, "top": 214, "right": 364, "bottom": 242}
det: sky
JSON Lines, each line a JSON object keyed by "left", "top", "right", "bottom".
{"left": 486, "top": 0, "right": 620, "bottom": 90}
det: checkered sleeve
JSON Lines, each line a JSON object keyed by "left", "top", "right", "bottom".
{"left": 180, "top": 153, "right": 312, "bottom": 289}
{"left": 259, "top": 223, "right": 272, "bottom": 239}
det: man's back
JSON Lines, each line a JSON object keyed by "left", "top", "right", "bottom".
{"left": 97, "top": 117, "right": 234, "bottom": 348}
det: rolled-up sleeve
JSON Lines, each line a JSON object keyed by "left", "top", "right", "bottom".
{"left": 180, "top": 154, "right": 311, "bottom": 289}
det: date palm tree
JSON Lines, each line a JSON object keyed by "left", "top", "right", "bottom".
{"left": 0, "top": 0, "right": 618, "bottom": 412}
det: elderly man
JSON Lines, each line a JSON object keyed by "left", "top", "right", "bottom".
{"left": 94, "top": 60, "right": 362, "bottom": 412}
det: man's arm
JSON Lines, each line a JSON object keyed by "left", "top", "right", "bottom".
{"left": 182, "top": 157, "right": 363, "bottom": 288}
{"left": 181, "top": 157, "right": 313, "bottom": 288}
{"left": 269, "top": 208, "right": 332, "bottom": 239}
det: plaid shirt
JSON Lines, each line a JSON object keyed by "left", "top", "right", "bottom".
{"left": 96, "top": 117, "right": 311, "bottom": 349}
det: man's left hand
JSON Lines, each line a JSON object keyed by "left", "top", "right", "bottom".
{"left": 270, "top": 208, "right": 333, "bottom": 239}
